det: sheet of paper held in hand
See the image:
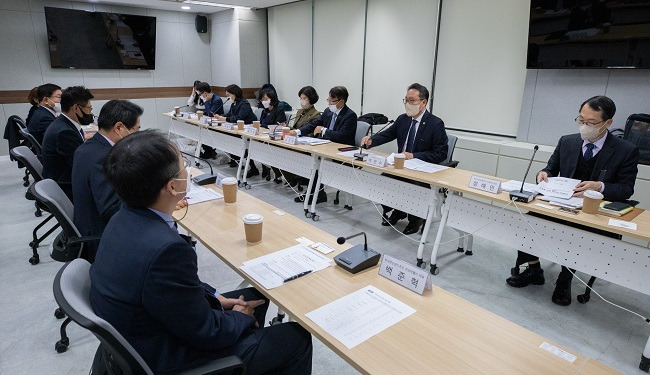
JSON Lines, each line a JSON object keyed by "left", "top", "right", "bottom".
{"left": 240, "top": 245, "right": 332, "bottom": 289}
{"left": 305, "top": 285, "right": 416, "bottom": 349}
{"left": 536, "top": 177, "right": 581, "bottom": 200}
{"left": 185, "top": 184, "right": 223, "bottom": 205}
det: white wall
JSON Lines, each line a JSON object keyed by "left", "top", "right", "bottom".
{"left": 432, "top": 0, "right": 530, "bottom": 136}
{"left": 211, "top": 9, "right": 241, "bottom": 86}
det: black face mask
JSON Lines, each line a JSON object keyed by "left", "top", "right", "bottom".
{"left": 76, "top": 108, "right": 94, "bottom": 125}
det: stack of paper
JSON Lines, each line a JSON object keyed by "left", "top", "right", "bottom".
{"left": 296, "top": 137, "right": 331, "bottom": 146}
{"left": 386, "top": 153, "right": 449, "bottom": 173}
{"left": 240, "top": 245, "right": 332, "bottom": 289}
{"left": 536, "top": 177, "right": 581, "bottom": 199}
{"left": 185, "top": 185, "right": 223, "bottom": 205}
{"left": 539, "top": 195, "right": 584, "bottom": 208}
{"left": 501, "top": 180, "right": 539, "bottom": 193}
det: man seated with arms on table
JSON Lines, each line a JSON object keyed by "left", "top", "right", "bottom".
{"left": 361, "top": 83, "right": 448, "bottom": 235}
{"left": 506, "top": 95, "right": 639, "bottom": 306}
{"left": 41, "top": 85, "right": 94, "bottom": 199}
{"left": 195, "top": 82, "right": 223, "bottom": 159}
{"left": 91, "top": 130, "right": 313, "bottom": 374}
{"left": 27, "top": 83, "right": 61, "bottom": 145}
{"left": 71, "top": 99, "right": 143, "bottom": 263}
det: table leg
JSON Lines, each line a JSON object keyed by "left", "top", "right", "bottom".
{"left": 429, "top": 199, "right": 450, "bottom": 275}
{"left": 194, "top": 126, "right": 203, "bottom": 167}
{"left": 303, "top": 155, "right": 319, "bottom": 217}
{"left": 416, "top": 203, "right": 436, "bottom": 268}
{"left": 237, "top": 139, "right": 249, "bottom": 189}
{"left": 640, "top": 335, "right": 650, "bottom": 372}
{"left": 309, "top": 166, "right": 325, "bottom": 222}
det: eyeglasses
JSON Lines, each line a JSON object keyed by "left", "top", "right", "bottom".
{"left": 575, "top": 116, "right": 606, "bottom": 128}
{"left": 327, "top": 98, "right": 340, "bottom": 105}
{"left": 403, "top": 98, "right": 424, "bottom": 105}
{"left": 78, "top": 104, "right": 93, "bottom": 111}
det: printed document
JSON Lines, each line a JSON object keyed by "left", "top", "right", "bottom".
{"left": 240, "top": 245, "right": 331, "bottom": 289}
{"left": 185, "top": 185, "right": 223, "bottom": 205}
{"left": 305, "top": 285, "right": 416, "bottom": 349}
{"left": 296, "top": 137, "right": 331, "bottom": 146}
{"left": 501, "top": 180, "right": 539, "bottom": 193}
{"left": 387, "top": 153, "right": 449, "bottom": 173}
{"left": 536, "top": 177, "right": 581, "bottom": 199}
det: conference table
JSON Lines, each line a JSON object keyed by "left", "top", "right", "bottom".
{"left": 174, "top": 178, "right": 619, "bottom": 374}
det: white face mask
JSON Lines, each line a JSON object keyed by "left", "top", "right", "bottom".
{"left": 173, "top": 167, "right": 191, "bottom": 195}
{"left": 262, "top": 100, "right": 271, "bottom": 109}
{"left": 53, "top": 102, "right": 62, "bottom": 114}
{"left": 328, "top": 104, "right": 338, "bottom": 113}
{"left": 579, "top": 123, "right": 605, "bottom": 142}
{"left": 405, "top": 102, "right": 421, "bottom": 117}
{"left": 300, "top": 99, "right": 310, "bottom": 109}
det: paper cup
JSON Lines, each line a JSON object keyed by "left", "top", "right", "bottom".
{"left": 221, "top": 177, "right": 238, "bottom": 204}
{"left": 582, "top": 190, "right": 604, "bottom": 214}
{"left": 237, "top": 120, "right": 245, "bottom": 130}
{"left": 394, "top": 153, "right": 406, "bottom": 169}
{"left": 196, "top": 111, "right": 203, "bottom": 121}
{"left": 243, "top": 214, "right": 263, "bottom": 244}
{"left": 253, "top": 120, "right": 261, "bottom": 129}
{"left": 174, "top": 106, "right": 180, "bottom": 115}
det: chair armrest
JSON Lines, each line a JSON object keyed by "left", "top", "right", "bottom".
{"left": 173, "top": 355, "right": 246, "bottom": 375}
{"left": 67, "top": 236, "right": 102, "bottom": 246}
{"left": 440, "top": 160, "right": 459, "bottom": 168}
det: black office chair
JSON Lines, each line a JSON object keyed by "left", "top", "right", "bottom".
{"left": 623, "top": 113, "right": 650, "bottom": 165}
{"left": 9, "top": 146, "right": 60, "bottom": 265}
{"left": 19, "top": 127, "right": 42, "bottom": 157}
{"left": 54, "top": 259, "right": 246, "bottom": 375}
{"left": 31, "top": 179, "right": 101, "bottom": 353}
{"left": 7, "top": 115, "right": 31, "bottom": 187}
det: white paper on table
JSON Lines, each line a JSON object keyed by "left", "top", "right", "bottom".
{"left": 337, "top": 150, "right": 358, "bottom": 158}
{"left": 536, "top": 177, "right": 581, "bottom": 199}
{"left": 296, "top": 137, "right": 331, "bottom": 146}
{"left": 310, "top": 242, "right": 334, "bottom": 254}
{"left": 240, "top": 245, "right": 331, "bottom": 289}
{"left": 539, "top": 195, "right": 584, "bottom": 208}
{"left": 608, "top": 218, "right": 637, "bottom": 230}
{"left": 387, "top": 153, "right": 448, "bottom": 173}
{"left": 295, "top": 237, "right": 314, "bottom": 246}
{"left": 305, "top": 285, "right": 416, "bottom": 349}
{"left": 185, "top": 185, "right": 223, "bottom": 205}
{"left": 501, "top": 180, "right": 539, "bottom": 193}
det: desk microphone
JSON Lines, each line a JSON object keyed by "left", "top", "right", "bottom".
{"left": 178, "top": 150, "right": 220, "bottom": 186}
{"left": 509, "top": 145, "right": 539, "bottom": 203}
{"left": 206, "top": 97, "right": 229, "bottom": 118}
{"left": 334, "top": 232, "right": 381, "bottom": 274}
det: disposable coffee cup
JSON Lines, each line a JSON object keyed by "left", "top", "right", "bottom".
{"left": 174, "top": 106, "right": 180, "bottom": 115}
{"left": 394, "top": 153, "right": 406, "bottom": 169}
{"left": 237, "top": 120, "right": 245, "bottom": 130}
{"left": 222, "top": 177, "right": 238, "bottom": 204}
{"left": 582, "top": 190, "right": 604, "bottom": 214}
{"left": 253, "top": 120, "right": 261, "bottom": 129}
{"left": 243, "top": 214, "right": 263, "bottom": 244}
{"left": 196, "top": 111, "right": 204, "bottom": 121}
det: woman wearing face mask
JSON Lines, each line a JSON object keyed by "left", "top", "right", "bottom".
{"left": 256, "top": 88, "right": 287, "bottom": 181}
{"left": 214, "top": 84, "right": 258, "bottom": 169}
{"left": 187, "top": 80, "right": 205, "bottom": 112}
{"left": 27, "top": 83, "right": 62, "bottom": 145}
{"left": 292, "top": 86, "right": 321, "bottom": 130}
{"left": 25, "top": 87, "right": 39, "bottom": 126}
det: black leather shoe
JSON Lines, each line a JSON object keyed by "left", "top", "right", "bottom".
{"left": 552, "top": 279, "right": 572, "bottom": 306}
{"left": 294, "top": 194, "right": 305, "bottom": 203}
{"left": 403, "top": 220, "right": 422, "bottom": 235}
{"left": 506, "top": 266, "right": 545, "bottom": 288}
{"left": 246, "top": 168, "right": 259, "bottom": 178}
{"left": 274, "top": 177, "right": 282, "bottom": 184}
{"left": 228, "top": 160, "right": 237, "bottom": 168}
{"left": 300, "top": 191, "right": 328, "bottom": 205}
{"left": 388, "top": 211, "right": 407, "bottom": 225}
{"left": 381, "top": 213, "right": 390, "bottom": 226}
{"left": 262, "top": 166, "right": 270, "bottom": 179}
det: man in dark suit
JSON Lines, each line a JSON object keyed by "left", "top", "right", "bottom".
{"left": 72, "top": 100, "right": 143, "bottom": 263}
{"left": 91, "top": 130, "right": 312, "bottom": 374}
{"left": 291, "top": 85, "right": 357, "bottom": 146}
{"left": 506, "top": 96, "right": 639, "bottom": 306}
{"left": 41, "top": 86, "right": 94, "bottom": 199}
{"left": 196, "top": 82, "right": 223, "bottom": 159}
{"left": 361, "top": 83, "right": 448, "bottom": 234}
{"left": 27, "top": 83, "right": 61, "bottom": 145}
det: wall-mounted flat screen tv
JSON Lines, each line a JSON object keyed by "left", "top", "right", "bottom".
{"left": 44, "top": 7, "right": 156, "bottom": 70}
{"left": 527, "top": 0, "right": 650, "bottom": 68}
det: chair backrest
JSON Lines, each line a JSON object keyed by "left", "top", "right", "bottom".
{"left": 32, "top": 179, "right": 80, "bottom": 239}
{"left": 222, "top": 99, "right": 232, "bottom": 115}
{"left": 623, "top": 113, "right": 650, "bottom": 165}
{"left": 53, "top": 259, "right": 154, "bottom": 375}
{"left": 10, "top": 115, "right": 26, "bottom": 130}
{"left": 18, "top": 128, "right": 42, "bottom": 156}
{"left": 444, "top": 134, "right": 458, "bottom": 165}
{"left": 253, "top": 107, "right": 263, "bottom": 121}
{"left": 10, "top": 146, "right": 43, "bottom": 180}
{"left": 355, "top": 121, "right": 371, "bottom": 147}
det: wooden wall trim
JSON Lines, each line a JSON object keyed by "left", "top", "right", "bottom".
{"left": 0, "top": 86, "right": 260, "bottom": 104}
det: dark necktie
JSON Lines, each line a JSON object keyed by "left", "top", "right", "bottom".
{"left": 329, "top": 113, "right": 338, "bottom": 130}
{"left": 405, "top": 119, "right": 417, "bottom": 153}
{"left": 584, "top": 143, "right": 595, "bottom": 161}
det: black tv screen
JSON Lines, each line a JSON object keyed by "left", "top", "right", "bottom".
{"left": 527, "top": 0, "right": 650, "bottom": 69}
{"left": 44, "top": 7, "right": 156, "bottom": 70}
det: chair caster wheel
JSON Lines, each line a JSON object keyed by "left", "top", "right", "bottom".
{"left": 245, "top": 184, "right": 252, "bottom": 190}
{"left": 333, "top": 199, "right": 339, "bottom": 205}
{"left": 510, "top": 266, "right": 520, "bottom": 276}
{"left": 55, "top": 340, "right": 68, "bottom": 353}
{"left": 430, "top": 264, "right": 439, "bottom": 275}
{"left": 35, "top": 211, "right": 42, "bottom": 217}
{"left": 54, "top": 308, "right": 65, "bottom": 319}
{"left": 577, "top": 294, "right": 590, "bottom": 304}
{"left": 416, "top": 258, "right": 425, "bottom": 268}
{"left": 269, "top": 314, "right": 285, "bottom": 326}
{"left": 640, "top": 355, "right": 649, "bottom": 372}
{"left": 305, "top": 212, "right": 312, "bottom": 218}
{"left": 274, "top": 178, "right": 282, "bottom": 184}
{"left": 29, "top": 241, "right": 34, "bottom": 247}
{"left": 29, "top": 255, "right": 39, "bottom": 265}
{"left": 23, "top": 181, "right": 29, "bottom": 187}
{"left": 238, "top": 181, "right": 243, "bottom": 187}
{"left": 298, "top": 186, "right": 304, "bottom": 192}
{"left": 457, "top": 247, "right": 464, "bottom": 253}
{"left": 465, "top": 250, "right": 473, "bottom": 256}
{"left": 265, "top": 176, "right": 271, "bottom": 181}
{"left": 344, "top": 205, "right": 352, "bottom": 210}
{"left": 312, "top": 215, "right": 320, "bottom": 222}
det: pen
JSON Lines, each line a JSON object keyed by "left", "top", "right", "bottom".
{"left": 283, "top": 270, "right": 312, "bottom": 283}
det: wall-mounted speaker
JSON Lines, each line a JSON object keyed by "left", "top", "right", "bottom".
{"left": 195, "top": 15, "right": 207, "bottom": 33}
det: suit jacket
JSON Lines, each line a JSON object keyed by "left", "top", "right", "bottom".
{"left": 224, "top": 99, "right": 257, "bottom": 124}
{"left": 260, "top": 106, "right": 287, "bottom": 128}
{"left": 25, "top": 105, "right": 38, "bottom": 128}
{"left": 370, "top": 111, "right": 448, "bottom": 164}
{"left": 541, "top": 132, "right": 639, "bottom": 202}
{"left": 203, "top": 95, "right": 224, "bottom": 117}
{"left": 90, "top": 206, "right": 256, "bottom": 373}
{"left": 27, "top": 106, "right": 56, "bottom": 145}
{"left": 300, "top": 105, "right": 357, "bottom": 146}
{"left": 41, "top": 115, "right": 84, "bottom": 198}
{"left": 72, "top": 133, "right": 121, "bottom": 262}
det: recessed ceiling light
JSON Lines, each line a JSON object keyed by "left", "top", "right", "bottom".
{"left": 181, "top": 5, "right": 191, "bottom": 9}
{"left": 183, "top": 1, "right": 252, "bottom": 10}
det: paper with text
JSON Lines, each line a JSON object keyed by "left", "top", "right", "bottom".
{"left": 387, "top": 153, "right": 448, "bottom": 173}
{"left": 185, "top": 185, "right": 223, "bottom": 205}
{"left": 305, "top": 285, "right": 416, "bottom": 349}
{"left": 536, "top": 177, "right": 581, "bottom": 199}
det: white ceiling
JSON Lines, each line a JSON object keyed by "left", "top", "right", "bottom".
{"left": 82, "top": 0, "right": 301, "bottom": 14}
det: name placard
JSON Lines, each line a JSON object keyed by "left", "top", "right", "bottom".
{"left": 223, "top": 123, "right": 235, "bottom": 130}
{"left": 283, "top": 135, "right": 297, "bottom": 145}
{"left": 378, "top": 255, "right": 432, "bottom": 295}
{"left": 469, "top": 175, "right": 501, "bottom": 194}
{"left": 366, "top": 154, "right": 387, "bottom": 168}
{"left": 244, "top": 127, "right": 258, "bottom": 135}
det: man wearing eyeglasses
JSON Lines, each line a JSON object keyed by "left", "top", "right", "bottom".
{"left": 42, "top": 85, "right": 95, "bottom": 199}
{"left": 506, "top": 95, "right": 639, "bottom": 306}
{"left": 360, "top": 83, "right": 448, "bottom": 235}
